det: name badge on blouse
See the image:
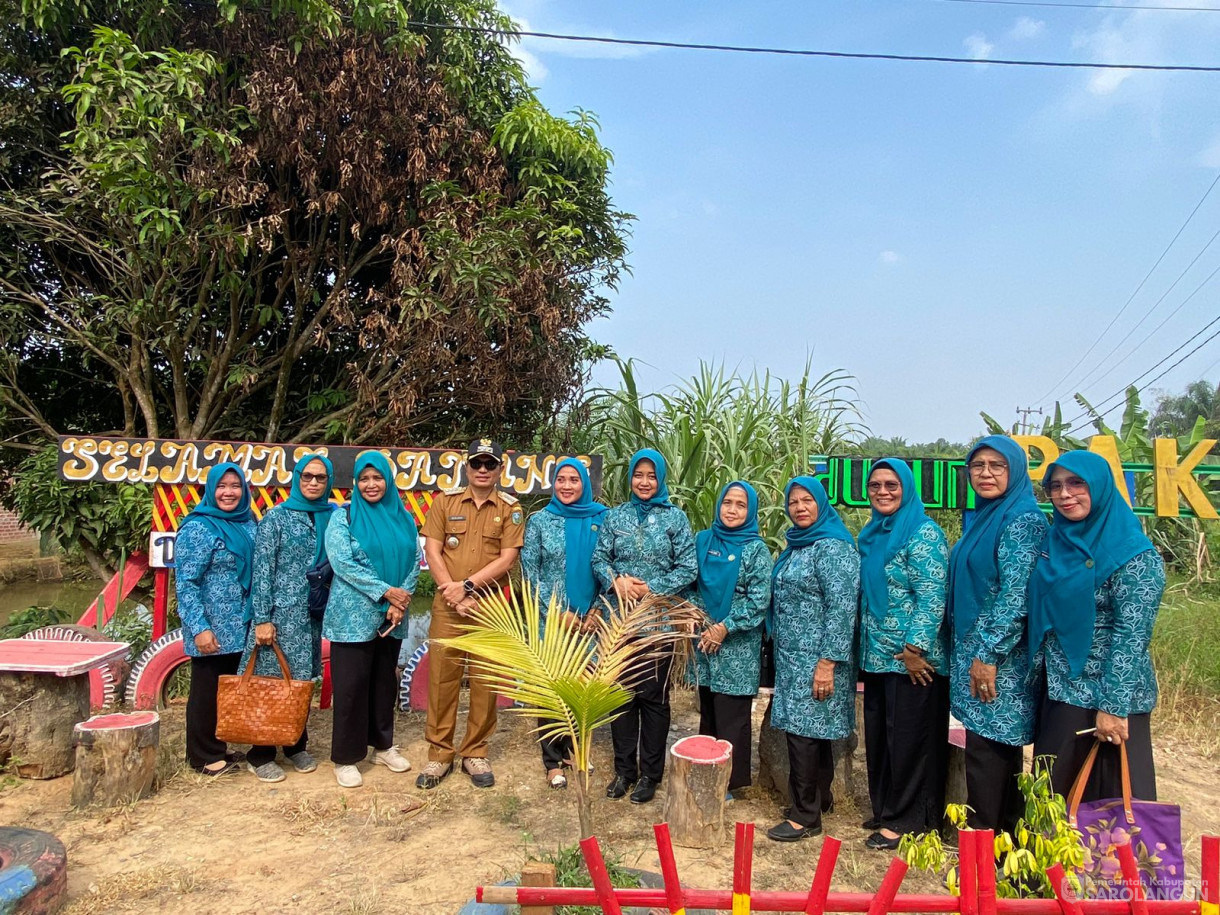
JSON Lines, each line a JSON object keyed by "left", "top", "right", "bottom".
{"left": 449, "top": 515, "right": 466, "bottom": 521}
{"left": 708, "top": 549, "right": 722, "bottom": 558}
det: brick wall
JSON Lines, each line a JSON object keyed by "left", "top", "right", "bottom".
{"left": 0, "top": 508, "right": 36, "bottom": 543}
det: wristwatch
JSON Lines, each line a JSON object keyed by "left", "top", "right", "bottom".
{"left": 463, "top": 579, "right": 476, "bottom": 595}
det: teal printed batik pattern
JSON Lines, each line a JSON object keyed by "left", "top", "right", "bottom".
{"left": 176, "top": 519, "right": 256, "bottom": 658}
{"left": 322, "top": 509, "right": 420, "bottom": 643}
{"left": 689, "top": 539, "right": 773, "bottom": 696}
{"left": 770, "top": 539, "right": 860, "bottom": 740}
{"left": 242, "top": 504, "right": 324, "bottom": 679}
{"left": 858, "top": 519, "right": 949, "bottom": 675}
{"left": 1035, "top": 549, "right": 1164, "bottom": 718}
{"left": 950, "top": 512, "right": 1047, "bottom": 746}
{"left": 522, "top": 510, "right": 603, "bottom": 628}
{"left": 591, "top": 503, "right": 698, "bottom": 613}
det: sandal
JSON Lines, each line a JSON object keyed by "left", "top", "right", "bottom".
{"left": 547, "top": 768, "right": 568, "bottom": 789}
{"left": 195, "top": 760, "right": 240, "bottom": 777}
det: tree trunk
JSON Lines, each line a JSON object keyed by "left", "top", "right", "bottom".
{"left": 573, "top": 770, "right": 595, "bottom": 840}
{"left": 0, "top": 671, "right": 89, "bottom": 778}
{"left": 71, "top": 711, "right": 160, "bottom": 807}
{"left": 662, "top": 734, "right": 732, "bottom": 849}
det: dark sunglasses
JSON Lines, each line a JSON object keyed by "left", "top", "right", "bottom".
{"left": 469, "top": 458, "right": 500, "bottom": 471}
{"left": 299, "top": 472, "right": 329, "bottom": 483}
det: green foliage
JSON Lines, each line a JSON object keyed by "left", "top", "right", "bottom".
{"left": 0, "top": 0, "right": 629, "bottom": 453}
{"left": 1150, "top": 379, "right": 1220, "bottom": 439}
{"left": 580, "top": 358, "right": 865, "bottom": 549}
{"left": 4, "top": 444, "right": 150, "bottom": 573}
{"left": 539, "top": 843, "right": 641, "bottom": 915}
{"left": 0, "top": 604, "right": 72, "bottom": 638}
{"left": 900, "top": 759, "right": 1085, "bottom": 899}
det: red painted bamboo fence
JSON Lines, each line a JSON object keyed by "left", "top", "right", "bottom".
{"left": 476, "top": 826, "right": 1220, "bottom": 915}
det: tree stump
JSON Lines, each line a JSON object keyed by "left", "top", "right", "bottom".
{"left": 756, "top": 697, "right": 858, "bottom": 806}
{"left": 0, "top": 672, "right": 89, "bottom": 779}
{"left": 71, "top": 712, "right": 160, "bottom": 808}
{"left": 662, "top": 734, "right": 732, "bottom": 849}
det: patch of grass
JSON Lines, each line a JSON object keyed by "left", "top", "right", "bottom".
{"left": 1151, "top": 576, "right": 1220, "bottom": 755}
{"left": 340, "top": 887, "right": 381, "bottom": 915}
{"left": 62, "top": 865, "right": 201, "bottom": 914}
{"left": 537, "top": 843, "right": 641, "bottom": 915}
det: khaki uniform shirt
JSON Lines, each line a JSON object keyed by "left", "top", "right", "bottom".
{"left": 421, "top": 487, "right": 525, "bottom": 597}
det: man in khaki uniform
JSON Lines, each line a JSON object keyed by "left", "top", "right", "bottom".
{"left": 416, "top": 438, "right": 524, "bottom": 788}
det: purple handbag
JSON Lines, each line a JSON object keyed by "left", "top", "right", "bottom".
{"left": 1068, "top": 741, "right": 1184, "bottom": 901}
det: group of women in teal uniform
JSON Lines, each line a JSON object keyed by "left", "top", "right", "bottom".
{"left": 176, "top": 452, "right": 422, "bottom": 788}
{"left": 522, "top": 439, "right": 1166, "bottom": 848}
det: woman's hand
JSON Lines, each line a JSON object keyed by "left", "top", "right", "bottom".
{"left": 194, "top": 630, "right": 219, "bottom": 654}
{"left": 580, "top": 613, "right": 601, "bottom": 634}
{"left": 969, "top": 659, "right": 998, "bottom": 702}
{"left": 385, "top": 603, "right": 405, "bottom": 627}
{"left": 630, "top": 579, "right": 651, "bottom": 600}
{"left": 254, "top": 622, "right": 276, "bottom": 646}
{"left": 383, "top": 587, "right": 411, "bottom": 611}
{"left": 613, "top": 576, "right": 648, "bottom": 603}
{"left": 812, "top": 659, "right": 836, "bottom": 701}
{"left": 894, "top": 644, "right": 934, "bottom": 686}
{"left": 698, "top": 622, "right": 728, "bottom": 654}
{"left": 1095, "top": 710, "right": 1129, "bottom": 744}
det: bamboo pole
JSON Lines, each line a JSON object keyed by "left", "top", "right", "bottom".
{"left": 1116, "top": 841, "right": 1149, "bottom": 915}
{"left": 579, "top": 835, "right": 624, "bottom": 915}
{"left": 805, "top": 836, "right": 842, "bottom": 915}
{"left": 733, "top": 822, "right": 755, "bottom": 915}
{"left": 653, "top": 823, "right": 687, "bottom": 915}
{"left": 1046, "top": 864, "right": 1085, "bottom": 915}
{"left": 961, "top": 829, "right": 980, "bottom": 915}
{"left": 976, "top": 830, "right": 997, "bottom": 915}
{"left": 868, "top": 858, "right": 911, "bottom": 915}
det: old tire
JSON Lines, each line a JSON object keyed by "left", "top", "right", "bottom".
{"left": 0, "top": 827, "right": 67, "bottom": 914}
{"left": 124, "top": 629, "right": 188, "bottom": 711}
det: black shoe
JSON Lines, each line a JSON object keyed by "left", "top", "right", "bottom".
{"left": 865, "top": 831, "right": 902, "bottom": 850}
{"left": 193, "top": 760, "right": 240, "bottom": 777}
{"left": 630, "top": 776, "right": 659, "bottom": 804}
{"left": 415, "top": 761, "right": 453, "bottom": 790}
{"left": 862, "top": 817, "right": 880, "bottom": 830}
{"left": 767, "top": 820, "right": 822, "bottom": 842}
{"left": 606, "top": 775, "right": 636, "bottom": 799}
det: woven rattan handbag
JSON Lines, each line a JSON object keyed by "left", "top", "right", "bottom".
{"left": 215, "top": 641, "right": 312, "bottom": 746}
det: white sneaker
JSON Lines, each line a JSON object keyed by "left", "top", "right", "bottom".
{"left": 372, "top": 746, "right": 411, "bottom": 773}
{"left": 334, "top": 764, "right": 363, "bottom": 788}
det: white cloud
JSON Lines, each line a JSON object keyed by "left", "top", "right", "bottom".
{"left": 964, "top": 33, "right": 995, "bottom": 61}
{"left": 1009, "top": 17, "right": 1045, "bottom": 41}
{"left": 1199, "top": 137, "right": 1220, "bottom": 168}
{"left": 879, "top": 250, "right": 901, "bottom": 265}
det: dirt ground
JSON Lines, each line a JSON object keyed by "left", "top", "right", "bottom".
{"left": 2, "top": 690, "right": 1218, "bottom": 915}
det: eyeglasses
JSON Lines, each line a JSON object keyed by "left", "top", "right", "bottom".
{"left": 867, "top": 480, "right": 901, "bottom": 493}
{"left": 299, "top": 472, "right": 329, "bottom": 483}
{"left": 967, "top": 460, "right": 1009, "bottom": 475}
{"left": 469, "top": 458, "right": 500, "bottom": 472}
{"left": 1045, "top": 477, "right": 1088, "bottom": 496}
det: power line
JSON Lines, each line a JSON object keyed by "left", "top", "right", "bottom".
{"left": 1034, "top": 171, "right": 1220, "bottom": 407}
{"left": 415, "top": 21, "right": 1220, "bottom": 71}
{"left": 1073, "top": 257, "right": 1220, "bottom": 396}
{"left": 931, "top": 0, "right": 1220, "bottom": 11}
{"left": 1064, "top": 313, "right": 1220, "bottom": 431}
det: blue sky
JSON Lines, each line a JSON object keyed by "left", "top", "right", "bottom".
{"left": 500, "top": 0, "right": 1220, "bottom": 443}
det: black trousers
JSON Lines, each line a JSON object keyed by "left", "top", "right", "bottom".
{"left": 540, "top": 718, "right": 573, "bottom": 771}
{"left": 611, "top": 651, "right": 673, "bottom": 783}
{"left": 1033, "top": 696, "right": 1156, "bottom": 802}
{"left": 186, "top": 652, "right": 241, "bottom": 769}
{"left": 786, "top": 732, "right": 835, "bottom": 829}
{"left": 248, "top": 728, "right": 309, "bottom": 768}
{"left": 698, "top": 686, "right": 754, "bottom": 790}
{"left": 965, "top": 730, "right": 1025, "bottom": 832}
{"left": 329, "top": 636, "right": 401, "bottom": 766}
{"left": 863, "top": 671, "right": 950, "bottom": 834}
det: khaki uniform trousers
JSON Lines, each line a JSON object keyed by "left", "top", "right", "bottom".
{"left": 425, "top": 598, "right": 498, "bottom": 763}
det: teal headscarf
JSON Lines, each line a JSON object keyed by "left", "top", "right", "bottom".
{"left": 948, "top": 436, "right": 1047, "bottom": 639}
{"left": 627, "top": 449, "right": 674, "bottom": 520}
{"left": 768, "top": 477, "right": 855, "bottom": 633}
{"left": 348, "top": 452, "right": 419, "bottom": 590}
{"left": 1027, "top": 450, "right": 1153, "bottom": 678}
{"left": 857, "top": 458, "right": 930, "bottom": 622}
{"left": 179, "top": 462, "right": 254, "bottom": 594}
{"left": 281, "top": 453, "right": 336, "bottom": 566}
{"left": 696, "top": 481, "right": 764, "bottom": 623}
{"left": 543, "top": 458, "right": 607, "bottom": 614}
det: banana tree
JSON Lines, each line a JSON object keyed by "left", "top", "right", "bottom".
{"left": 435, "top": 583, "right": 705, "bottom": 839}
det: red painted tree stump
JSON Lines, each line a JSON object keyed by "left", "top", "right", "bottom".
{"left": 71, "top": 712, "right": 159, "bottom": 808}
{"left": 662, "top": 734, "right": 732, "bottom": 849}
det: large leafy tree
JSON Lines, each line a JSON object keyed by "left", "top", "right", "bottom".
{"left": 0, "top": 0, "right": 630, "bottom": 451}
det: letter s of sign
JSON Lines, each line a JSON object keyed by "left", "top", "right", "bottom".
{"left": 60, "top": 437, "right": 100, "bottom": 481}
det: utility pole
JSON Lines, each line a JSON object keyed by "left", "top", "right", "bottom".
{"left": 1015, "top": 405, "right": 1043, "bottom": 435}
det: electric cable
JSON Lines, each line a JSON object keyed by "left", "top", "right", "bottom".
{"left": 412, "top": 21, "right": 1220, "bottom": 71}
{"left": 931, "top": 0, "right": 1220, "bottom": 12}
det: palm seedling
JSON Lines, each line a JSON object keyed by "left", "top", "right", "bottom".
{"left": 434, "top": 581, "right": 705, "bottom": 839}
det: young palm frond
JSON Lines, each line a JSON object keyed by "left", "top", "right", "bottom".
{"left": 434, "top": 583, "right": 707, "bottom": 838}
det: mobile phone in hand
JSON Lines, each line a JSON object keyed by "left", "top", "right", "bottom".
{"left": 377, "top": 617, "right": 396, "bottom": 638}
